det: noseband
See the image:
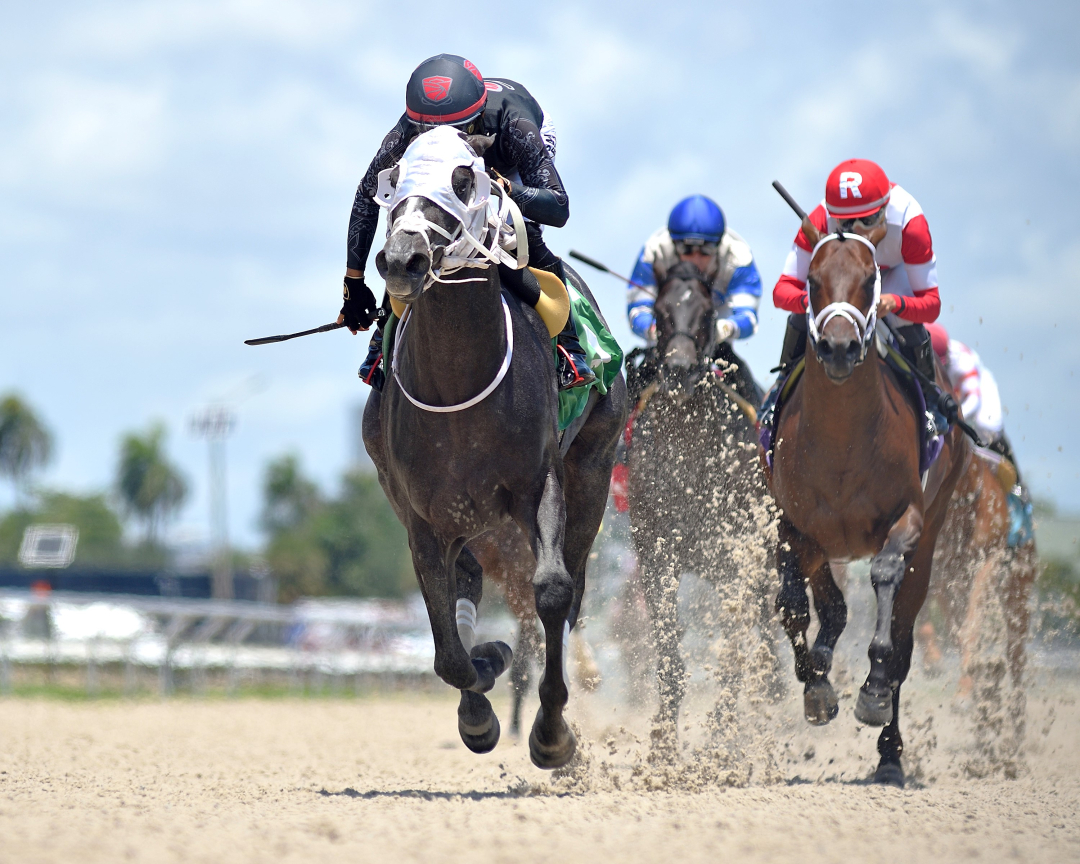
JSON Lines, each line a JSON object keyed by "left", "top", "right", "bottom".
{"left": 805, "top": 232, "right": 881, "bottom": 364}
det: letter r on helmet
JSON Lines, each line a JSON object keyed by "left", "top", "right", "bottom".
{"left": 839, "top": 172, "right": 863, "bottom": 200}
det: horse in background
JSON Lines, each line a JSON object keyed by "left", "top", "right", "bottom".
{"left": 765, "top": 225, "right": 968, "bottom": 787}
{"left": 362, "top": 128, "right": 626, "bottom": 768}
{"left": 921, "top": 441, "right": 1037, "bottom": 771}
{"left": 627, "top": 259, "right": 776, "bottom": 746}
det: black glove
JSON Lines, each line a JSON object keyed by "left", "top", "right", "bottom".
{"left": 340, "top": 275, "right": 378, "bottom": 331}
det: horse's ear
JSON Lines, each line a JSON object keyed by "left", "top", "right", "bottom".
{"left": 462, "top": 133, "right": 496, "bottom": 157}
{"left": 865, "top": 222, "right": 888, "bottom": 246}
{"left": 801, "top": 217, "right": 821, "bottom": 247}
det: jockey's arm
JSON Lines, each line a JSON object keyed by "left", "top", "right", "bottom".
{"left": 346, "top": 116, "right": 411, "bottom": 274}
{"left": 716, "top": 242, "right": 763, "bottom": 340}
{"left": 893, "top": 214, "right": 940, "bottom": 323}
{"left": 627, "top": 247, "right": 657, "bottom": 339}
{"left": 500, "top": 116, "right": 569, "bottom": 228}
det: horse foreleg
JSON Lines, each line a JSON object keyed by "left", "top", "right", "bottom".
{"left": 410, "top": 524, "right": 511, "bottom": 753}
{"left": 526, "top": 468, "right": 577, "bottom": 769}
{"left": 857, "top": 504, "right": 923, "bottom": 728}
{"left": 802, "top": 562, "right": 847, "bottom": 725}
{"left": 871, "top": 521, "right": 935, "bottom": 787}
{"left": 452, "top": 546, "right": 512, "bottom": 754}
{"left": 775, "top": 521, "right": 830, "bottom": 723}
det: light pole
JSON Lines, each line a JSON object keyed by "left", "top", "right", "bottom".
{"left": 191, "top": 405, "right": 235, "bottom": 600}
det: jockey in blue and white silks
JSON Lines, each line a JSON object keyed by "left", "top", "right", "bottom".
{"left": 627, "top": 195, "right": 763, "bottom": 346}
{"left": 626, "top": 195, "right": 763, "bottom": 403}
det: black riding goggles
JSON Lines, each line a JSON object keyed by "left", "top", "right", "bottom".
{"left": 837, "top": 207, "right": 886, "bottom": 232}
{"left": 674, "top": 238, "right": 719, "bottom": 257}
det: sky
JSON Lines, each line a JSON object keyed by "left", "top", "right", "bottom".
{"left": 2, "top": 0, "right": 1079, "bottom": 551}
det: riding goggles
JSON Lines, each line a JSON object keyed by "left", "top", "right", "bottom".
{"left": 674, "top": 238, "right": 719, "bottom": 257}
{"left": 837, "top": 207, "right": 886, "bottom": 233}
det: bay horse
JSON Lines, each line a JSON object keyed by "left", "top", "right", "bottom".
{"left": 361, "top": 128, "right": 626, "bottom": 768}
{"left": 765, "top": 225, "right": 968, "bottom": 787}
{"left": 928, "top": 444, "right": 1037, "bottom": 745}
{"left": 627, "top": 260, "right": 774, "bottom": 743}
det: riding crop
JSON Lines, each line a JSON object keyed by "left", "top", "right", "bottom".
{"left": 244, "top": 309, "right": 388, "bottom": 346}
{"left": 771, "top": 180, "right": 983, "bottom": 447}
{"left": 568, "top": 250, "right": 654, "bottom": 295}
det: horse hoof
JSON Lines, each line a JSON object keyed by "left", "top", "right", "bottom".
{"left": 529, "top": 721, "right": 577, "bottom": 770}
{"left": 874, "top": 761, "right": 905, "bottom": 788}
{"left": 803, "top": 679, "right": 839, "bottom": 726}
{"left": 855, "top": 685, "right": 893, "bottom": 726}
{"left": 459, "top": 712, "right": 501, "bottom": 754}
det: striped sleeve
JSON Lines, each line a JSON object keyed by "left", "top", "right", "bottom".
{"left": 627, "top": 247, "right": 656, "bottom": 338}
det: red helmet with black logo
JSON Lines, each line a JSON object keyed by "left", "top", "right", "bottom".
{"left": 405, "top": 54, "right": 488, "bottom": 126}
{"left": 825, "top": 158, "right": 891, "bottom": 219}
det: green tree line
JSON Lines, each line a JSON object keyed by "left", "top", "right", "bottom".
{"left": 0, "top": 392, "right": 413, "bottom": 601}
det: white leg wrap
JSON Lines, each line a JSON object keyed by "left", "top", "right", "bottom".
{"left": 456, "top": 598, "right": 477, "bottom": 653}
{"left": 562, "top": 619, "right": 571, "bottom": 690}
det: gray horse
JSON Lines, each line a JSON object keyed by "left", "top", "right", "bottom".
{"left": 362, "top": 131, "right": 626, "bottom": 768}
{"left": 627, "top": 260, "right": 776, "bottom": 745}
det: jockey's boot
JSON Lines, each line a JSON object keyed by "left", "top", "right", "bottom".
{"left": 358, "top": 326, "right": 385, "bottom": 391}
{"left": 760, "top": 315, "right": 807, "bottom": 427}
{"left": 896, "top": 323, "right": 953, "bottom": 433}
{"left": 555, "top": 312, "right": 596, "bottom": 391}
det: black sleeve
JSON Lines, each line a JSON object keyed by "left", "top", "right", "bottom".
{"left": 346, "top": 116, "right": 411, "bottom": 271}
{"left": 499, "top": 115, "right": 569, "bottom": 228}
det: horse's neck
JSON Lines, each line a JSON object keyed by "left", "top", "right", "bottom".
{"left": 799, "top": 352, "right": 891, "bottom": 450}
{"left": 398, "top": 269, "right": 508, "bottom": 404}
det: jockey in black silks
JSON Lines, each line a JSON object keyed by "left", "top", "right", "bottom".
{"left": 339, "top": 53, "right": 595, "bottom": 392}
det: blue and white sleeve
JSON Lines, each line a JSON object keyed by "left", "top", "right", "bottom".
{"left": 723, "top": 261, "right": 763, "bottom": 339}
{"left": 627, "top": 248, "right": 657, "bottom": 339}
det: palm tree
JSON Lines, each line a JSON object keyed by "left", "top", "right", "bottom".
{"left": 116, "top": 423, "right": 188, "bottom": 544}
{"left": 0, "top": 394, "right": 54, "bottom": 503}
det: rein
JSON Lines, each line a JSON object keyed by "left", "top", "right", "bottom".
{"left": 805, "top": 232, "right": 881, "bottom": 363}
{"left": 392, "top": 291, "right": 514, "bottom": 414}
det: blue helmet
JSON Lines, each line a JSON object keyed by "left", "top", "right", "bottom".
{"left": 667, "top": 195, "right": 725, "bottom": 243}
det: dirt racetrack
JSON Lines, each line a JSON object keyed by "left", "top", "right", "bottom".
{"left": 0, "top": 682, "right": 1078, "bottom": 864}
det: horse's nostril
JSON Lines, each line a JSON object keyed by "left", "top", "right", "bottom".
{"left": 844, "top": 340, "right": 861, "bottom": 359}
{"left": 818, "top": 340, "right": 834, "bottom": 357}
{"left": 405, "top": 253, "right": 430, "bottom": 277}
{"left": 375, "top": 251, "right": 389, "bottom": 279}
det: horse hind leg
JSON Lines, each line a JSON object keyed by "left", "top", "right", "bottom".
{"left": 509, "top": 618, "right": 541, "bottom": 739}
{"left": 526, "top": 468, "right": 577, "bottom": 769}
{"left": 857, "top": 505, "right": 923, "bottom": 728}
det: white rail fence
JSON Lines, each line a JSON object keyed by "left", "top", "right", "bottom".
{"left": 0, "top": 589, "right": 507, "bottom": 696}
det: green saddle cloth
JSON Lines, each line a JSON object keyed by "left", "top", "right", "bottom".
{"left": 556, "top": 281, "right": 624, "bottom": 431}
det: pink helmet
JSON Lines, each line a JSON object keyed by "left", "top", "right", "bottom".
{"left": 925, "top": 322, "right": 949, "bottom": 359}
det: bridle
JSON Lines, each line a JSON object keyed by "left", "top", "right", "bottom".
{"left": 376, "top": 127, "right": 529, "bottom": 413}
{"left": 805, "top": 232, "right": 881, "bottom": 364}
